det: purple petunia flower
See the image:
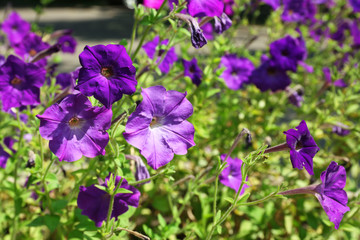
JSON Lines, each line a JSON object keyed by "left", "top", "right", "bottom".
{"left": 283, "top": 120, "right": 320, "bottom": 175}
{"left": 224, "top": 0, "right": 235, "bottom": 16}
{"left": 75, "top": 44, "right": 137, "bottom": 108}
{"left": 214, "top": 13, "right": 232, "bottom": 34}
{"left": 13, "top": 32, "right": 50, "bottom": 67}
{"left": 0, "top": 55, "right": 46, "bottom": 111}
{"left": 175, "top": 13, "right": 207, "bottom": 48}
{"left": 187, "top": 0, "right": 224, "bottom": 17}
{"left": 269, "top": 35, "right": 306, "bottom": 72}
{"left": 286, "top": 86, "right": 304, "bottom": 107}
{"left": 349, "top": 0, "right": 360, "bottom": 12}
{"left": 123, "top": 86, "right": 195, "bottom": 170}
{"left": 330, "top": 21, "right": 350, "bottom": 46}
{"left": 201, "top": 22, "right": 214, "bottom": 41}
{"left": 77, "top": 175, "right": 140, "bottom": 227}
{"left": 332, "top": 125, "right": 350, "bottom": 136}
{"left": 280, "top": 161, "right": 350, "bottom": 229}
{"left": 143, "top": 0, "right": 164, "bottom": 9}
{"left": 250, "top": 58, "right": 291, "bottom": 92}
{"left": 1, "top": 11, "right": 31, "bottom": 46}
{"left": 57, "top": 35, "right": 77, "bottom": 54}
{"left": 282, "top": 0, "right": 316, "bottom": 23}
{"left": 309, "top": 21, "right": 330, "bottom": 42}
{"left": 0, "top": 137, "right": 16, "bottom": 168}
{"left": 323, "top": 67, "right": 347, "bottom": 88}
{"left": 182, "top": 58, "right": 203, "bottom": 86}
{"left": 142, "top": 36, "right": 178, "bottom": 74}
{"left": 261, "top": 0, "right": 281, "bottom": 10}
{"left": 37, "top": 93, "right": 112, "bottom": 162}
{"left": 219, "top": 155, "right": 249, "bottom": 192}
{"left": 219, "top": 54, "right": 254, "bottom": 90}
{"left": 315, "top": 162, "right": 350, "bottom": 229}
{"left": 56, "top": 67, "right": 80, "bottom": 90}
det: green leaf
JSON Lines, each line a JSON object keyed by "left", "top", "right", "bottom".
{"left": 157, "top": 214, "right": 166, "bottom": 228}
{"left": 94, "top": 185, "right": 107, "bottom": 191}
{"left": 28, "top": 216, "right": 45, "bottom": 227}
{"left": 45, "top": 173, "right": 58, "bottom": 183}
{"left": 216, "top": 225, "right": 222, "bottom": 234}
{"left": 44, "top": 215, "right": 60, "bottom": 232}
{"left": 115, "top": 188, "right": 133, "bottom": 194}
{"left": 215, "top": 210, "right": 222, "bottom": 222}
{"left": 52, "top": 200, "right": 68, "bottom": 213}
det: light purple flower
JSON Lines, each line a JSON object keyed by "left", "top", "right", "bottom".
{"left": 182, "top": 58, "right": 203, "bottom": 86}
{"left": 0, "top": 55, "right": 46, "bottom": 111}
{"left": 75, "top": 44, "right": 137, "bottom": 108}
{"left": 283, "top": 120, "right": 320, "bottom": 175}
{"left": 332, "top": 125, "right": 350, "bottom": 136}
{"left": 187, "top": 0, "right": 224, "bottom": 17}
{"left": 1, "top": 11, "right": 31, "bottom": 46}
{"left": 57, "top": 35, "right": 77, "bottom": 54}
{"left": 214, "top": 13, "right": 232, "bottom": 34}
{"left": 219, "top": 155, "right": 249, "bottom": 192}
{"left": 37, "top": 93, "right": 112, "bottom": 162}
{"left": 315, "top": 161, "right": 350, "bottom": 229}
{"left": 219, "top": 54, "right": 254, "bottom": 90}
{"left": 134, "top": 156, "right": 151, "bottom": 185}
{"left": 250, "top": 58, "right": 291, "bottom": 92}
{"left": 123, "top": 86, "right": 195, "bottom": 170}
{"left": 77, "top": 175, "right": 140, "bottom": 227}
{"left": 142, "top": 36, "right": 178, "bottom": 74}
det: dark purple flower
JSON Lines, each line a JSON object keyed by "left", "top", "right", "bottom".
{"left": 1, "top": 11, "right": 31, "bottom": 46}
{"left": 287, "top": 86, "right": 304, "bottom": 107}
{"left": 56, "top": 68, "right": 80, "bottom": 90}
{"left": 250, "top": 58, "right": 291, "bottom": 92}
{"left": 214, "top": 13, "right": 232, "bottom": 34}
{"left": 315, "top": 161, "right": 350, "bottom": 229}
{"left": 350, "top": 19, "right": 360, "bottom": 47}
{"left": 75, "top": 44, "right": 137, "bottom": 108}
{"left": 269, "top": 35, "right": 306, "bottom": 72}
{"left": 219, "top": 54, "right": 254, "bottom": 90}
{"left": 182, "top": 58, "right": 203, "bottom": 86}
{"left": 0, "top": 55, "right": 46, "bottom": 111}
{"left": 0, "top": 137, "right": 16, "bottom": 168}
{"left": 187, "top": 0, "right": 224, "bottom": 17}
{"left": 77, "top": 175, "right": 140, "bottom": 227}
{"left": 309, "top": 21, "right": 330, "bottom": 42}
{"left": 332, "top": 125, "right": 350, "bottom": 136}
{"left": 283, "top": 120, "right": 319, "bottom": 175}
{"left": 142, "top": 36, "right": 178, "bottom": 74}
{"left": 219, "top": 155, "right": 249, "bottom": 192}
{"left": 323, "top": 67, "right": 347, "bottom": 88}
{"left": 57, "top": 35, "right": 77, "bottom": 54}
{"left": 174, "top": 13, "right": 207, "bottom": 48}
{"left": 261, "top": 0, "right": 281, "bottom": 10}
{"left": 282, "top": 0, "right": 316, "bottom": 23}
{"left": 13, "top": 32, "right": 50, "bottom": 67}
{"left": 123, "top": 86, "right": 195, "bottom": 170}
{"left": 349, "top": 0, "right": 360, "bottom": 12}
{"left": 37, "top": 93, "right": 112, "bottom": 162}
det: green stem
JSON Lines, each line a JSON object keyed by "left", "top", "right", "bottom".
{"left": 106, "top": 177, "right": 123, "bottom": 230}
{"left": 42, "top": 156, "right": 56, "bottom": 212}
{"left": 129, "top": 168, "right": 167, "bottom": 185}
{"left": 238, "top": 192, "right": 277, "bottom": 207}
{"left": 129, "top": 17, "right": 138, "bottom": 54}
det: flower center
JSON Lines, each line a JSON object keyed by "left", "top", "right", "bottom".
{"left": 150, "top": 116, "right": 162, "bottom": 129}
{"left": 11, "top": 77, "right": 22, "bottom": 86}
{"left": 281, "top": 49, "right": 289, "bottom": 57}
{"left": 29, "top": 49, "right": 37, "bottom": 57}
{"left": 68, "top": 117, "right": 82, "bottom": 128}
{"left": 101, "top": 67, "right": 113, "bottom": 78}
{"left": 64, "top": 41, "right": 70, "bottom": 47}
{"left": 189, "top": 65, "right": 195, "bottom": 73}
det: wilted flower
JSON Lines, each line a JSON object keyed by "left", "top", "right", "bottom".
{"left": 280, "top": 161, "right": 350, "bottom": 229}
{"left": 219, "top": 155, "right": 249, "bottom": 192}
{"left": 219, "top": 54, "right": 254, "bottom": 90}
{"left": 123, "top": 86, "right": 195, "bottom": 170}
{"left": 75, "top": 44, "right": 137, "bottom": 108}
{"left": 37, "top": 93, "right": 112, "bottom": 162}
{"left": 250, "top": 58, "right": 291, "bottom": 92}
{"left": 142, "top": 36, "right": 178, "bottom": 74}
{"left": 134, "top": 156, "right": 151, "bottom": 184}
{"left": 77, "top": 175, "right": 140, "bottom": 227}
{"left": 332, "top": 125, "right": 350, "bottom": 136}
{"left": 182, "top": 58, "right": 203, "bottom": 86}
{"left": 0, "top": 55, "right": 46, "bottom": 111}
{"left": 283, "top": 120, "right": 320, "bottom": 175}
{"left": 57, "top": 35, "right": 77, "bottom": 53}
{"left": 187, "top": 0, "right": 224, "bottom": 17}
{"left": 214, "top": 13, "right": 232, "bottom": 34}
{"left": 175, "top": 13, "right": 207, "bottom": 48}
{"left": 1, "top": 11, "right": 30, "bottom": 46}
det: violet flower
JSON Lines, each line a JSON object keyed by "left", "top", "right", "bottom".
{"left": 283, "top": 120, "right": 320, "bottom": 175}
{"left": 37, "top": 93, "right": 112, "bottom": 162}
{"left": 286, "top": 86, "right": 304, "bottom": 107}
{"left": 175, "top": 13, "right": 207, "bottom": 48}
{"left": 142, "top": 36, "right": 178, "bottom": 74}
{"left": 77, "top": 175, "right": 140, "bottom": 227}
{"left": 250, "top": 58, "right": 291, "bottom": 92}
{"left": 349, "top": 0, "right": 360, "bottom": 12}
{"left": 13, "top": 32, "right": 50, "bottom": 67}
{"left": 143, "top": 0, "right": 164, "bottom": 9}
{"left": 134, "top": 156, "right": 151, "bottom": 185}
{"left": 219, "top": 54, "right": 254, "bottom": 90}
{"left": 75, "top": 44, "right": 137, "bottom": 108}
{"left": 182, "top": 58, "right": 203, "bottom": 86}
{"left": 0, "top": 55, "right": 5, "bottom": 67}
{"left": 219, "top": 155, "right": 249, "bottom": 192}
{"left": 281, "top": 0, "right": 316, "bottom": 23}
{"left": 323, "top": 67, "right": 347, "bottom": 88}
{"left": 123, "top": 86, "right": 195, "bottom": 170}
{"left": 1, "top": 11, "right": 30, "bottom": 46}
{"left": 0, "top": 55, "right": 46, "bottom": 111}
{"left": 261, "top": 0, "right": 281, "bottom": 10}
{"left": 57, "top": 35, "right": 77, "bottom": 54}
{"left": 201, "top": 22, "right": 214, "bottom": 41}
{"left": 279, "top": 161, "right": 350, "bottom": 229}
{"left": 187, "top": 0, "right": 224, "bottom": 17}
{"left": 56, "top": 68, "right": 80, "bottom": 90}
{"left": 214, "top": 13, "right": 232, "bottom": 34}
{"left": 224, "top": 0, "right": 235, "bottom": 16}
{"left": 332, "top": 125, "right": 350, "bottom": 136}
